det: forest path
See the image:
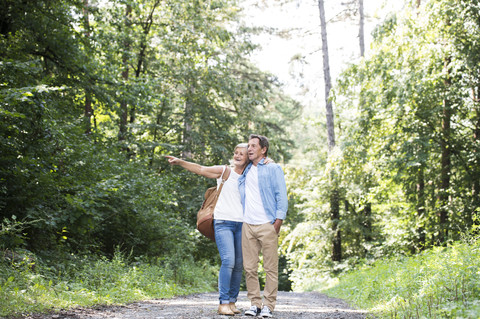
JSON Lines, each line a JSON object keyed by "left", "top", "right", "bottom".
{"left": 26, "top": 291, "right": 367, "bottom": 319}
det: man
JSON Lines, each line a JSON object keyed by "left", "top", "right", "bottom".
{"left": 239, "top": 134, "right": 288, "bottom": 318}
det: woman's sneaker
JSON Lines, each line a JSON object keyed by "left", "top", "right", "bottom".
{"left": 245, "top": 305, "right": 261, "bottom": 316}
{"left": 260, "top": 306, "right": 273, "bottom": 318}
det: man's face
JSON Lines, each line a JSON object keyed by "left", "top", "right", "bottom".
{"left": 248, "top": 138, "right": 266, "bottom": 164}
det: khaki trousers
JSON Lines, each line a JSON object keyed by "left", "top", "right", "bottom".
{"left": 242, "top": 222, "right": 278, "bottom": 311}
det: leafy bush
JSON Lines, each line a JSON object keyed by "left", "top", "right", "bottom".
{"left": 322, "top": 238, "right": 480, "bottom": 318}
{"left": 0, "top": 249, "right": 217, "bottom": 317}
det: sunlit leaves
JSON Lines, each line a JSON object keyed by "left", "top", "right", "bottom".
{"left": 285, "top": 0, "right": 480, "bottom": 284}
{"left": 0, "top": 0, "right": 299, "bottom": 265}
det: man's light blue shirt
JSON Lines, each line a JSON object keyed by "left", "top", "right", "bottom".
{"left": 238, "top": 158, "right": 288, "bottom": 223}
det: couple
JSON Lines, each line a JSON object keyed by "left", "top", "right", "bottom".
{"left": 166, "top": 134, "right": 288, "bottom": 318}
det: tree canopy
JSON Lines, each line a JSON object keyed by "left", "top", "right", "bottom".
{"left": 283, "top": 0, "right": 480, "bottom": 287}
{"left": 0, "top": 0, "right": 299, "bottom": 261}
{"left": 1, "top": 0, "right": 479, "bottom": 300}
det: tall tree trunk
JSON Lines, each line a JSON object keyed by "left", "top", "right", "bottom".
{"left": 318, "top": 0, "right": 335, "bottom": 151}
{"left": 135, "top": 0, "right": 160, "bottom": 79}
{"left": 129, "top": 0, "right": 161, "bottom": 125}
{"left": 362, "top": 202, "right": 372, "bottom": 242}
{"left": 358, "top": 0, "right": 365, "bottom": 57}
{"left": 84, "top": 96, "right": 93, "bottom": 134}
{"left": 439, "top": 56, "right": 452, "bottom": 244}
{"left": 83, "top": 0, "right": 92, "bottom": 135}
{"left": 357, "top": 0, "right": 372, "bottom": 249}
{"left": 119, "top": 4, "right": 132, "bottom": 142}
{"left": 472, "top": 85, "right": 480, "bottom": 227}
{"left": 318, "top": 0, "right": 341, "bottom": 262}
{"left": 416, "top": 165, "right": 426, "bottom": 249}
{"left": 182, "top": 85, "right": 194, "bottom": 159}
{"left": 149, "top": 98, "right": 166, "bottom": 167}
{"left": 331, "top": 187, "right": 341, "bottom": 261}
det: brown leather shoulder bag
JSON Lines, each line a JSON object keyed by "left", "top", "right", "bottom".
{"left": 196, "top": 165, "right": 231, "bottom": 241}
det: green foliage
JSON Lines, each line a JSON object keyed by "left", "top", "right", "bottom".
{"left": 334, "top": 0, "right": 480, "bottom": 248}
{"left": 283, "top": 148, "right": 386, "bottom": 289}
{"left": 0, "top": 249, "right": 217, "bottom": 317}
{"left": 0, "top": 4, "right": 299, "bottom": 317}
{"left": 323, "top": 238, "right": 480, "bottom": 318}
{"left": 0, "top": 0, "right": 298, "bottom": 258}
{"left": 0, "top": 3, "right": 300, "bottom": 316}
{"left": 284, "top": 0, "right": 480, "bottom": 288}
{"left": 0, "top": 216, "right": 42, "bottom": 252}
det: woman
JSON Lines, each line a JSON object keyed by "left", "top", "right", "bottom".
{"left": 165, "top": 143, "right": 250, "bottom": 316}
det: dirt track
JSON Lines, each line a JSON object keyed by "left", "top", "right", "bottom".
{"left": 23, "top": 291, "right": 367, "bottom": 319}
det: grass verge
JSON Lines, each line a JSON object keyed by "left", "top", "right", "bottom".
{"left": 0, "top": 250, "right": 217, "bottom": 318}
{"left": 323, "top": 238, "right": 480, "bottom": 318}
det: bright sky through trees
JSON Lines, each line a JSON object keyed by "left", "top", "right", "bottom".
{"left": 240, "top": 0, "right": 404, "bottom": 113}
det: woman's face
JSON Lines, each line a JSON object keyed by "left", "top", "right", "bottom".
{"left": 233, "top": 147, "right": 249, "bottom": 167}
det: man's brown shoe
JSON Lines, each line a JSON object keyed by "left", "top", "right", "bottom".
{"left": 229, "top": 302, "right": 241, "bottom": 314}
{"left": 218, "top": 303, "right": 235, "bottom": 316}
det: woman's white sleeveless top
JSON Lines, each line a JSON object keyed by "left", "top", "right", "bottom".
{"left": 214, "top": 168, "right": 243, "bottom": 222}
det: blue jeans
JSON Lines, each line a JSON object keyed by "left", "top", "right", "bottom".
{"left": 214, "top": 219, "right": 243, "bottom": 304}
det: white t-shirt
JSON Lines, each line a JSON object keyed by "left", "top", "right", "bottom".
{"left": 214, "top": 168, "right": 243, "bottom": 222}
{"left": 243, "top": 165, "right": 270, "bottom": 225}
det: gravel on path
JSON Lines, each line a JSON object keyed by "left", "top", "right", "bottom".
{"left": 21, "top": 291, "right": 367, "bottom": 319}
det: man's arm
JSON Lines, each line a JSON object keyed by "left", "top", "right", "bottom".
{"left": 273, "top": 165, "right": 288, "bottom": 233}
{"left": 273, "top": 218, "right": 283, "bottom": 234}
{"left": 165, "top": 156, "right": 223, "bottom": 179}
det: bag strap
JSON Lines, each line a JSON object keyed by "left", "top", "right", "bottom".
{"left": 217, "top": 165, "right": 231, "bottom": 193}
{"left": 210, "top": 166, "right": 231, "bottom": 219}
{"left": 221, "top": 165, "right": 231, "bottom": 182}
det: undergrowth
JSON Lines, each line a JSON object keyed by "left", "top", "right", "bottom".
{"left": 0, "top": 250, "right": 217, "bottom": 318}
{"left": 322, "top": 238, "right": 480, "bottom": 318}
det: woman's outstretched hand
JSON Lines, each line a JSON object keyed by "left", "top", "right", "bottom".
{"left": 164, "top": 156, "right": 220, "bottom": 178}
{"left": 164, "top": 155, "right": 181, "bottom": 165}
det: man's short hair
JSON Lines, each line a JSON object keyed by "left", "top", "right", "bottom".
{"left": 249, "top": 134, "right": 269, "bottom": 157}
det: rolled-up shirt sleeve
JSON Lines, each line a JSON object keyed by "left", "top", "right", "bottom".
{"left": 273, "top": 165, "right": 288, "bottom": 220}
